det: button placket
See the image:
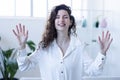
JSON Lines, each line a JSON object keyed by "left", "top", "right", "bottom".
{"left": 59, "top": 58, "right": 65, "bottom": 80}
{"left": 60, "top": 59, "right": 64, "bottom": 74}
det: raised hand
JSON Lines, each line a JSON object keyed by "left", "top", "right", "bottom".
{"left": 98, "top": 31, "right": 113, "bottom": 56}
{"left": 12, "top": 23, "right": 28, "bottom": 49}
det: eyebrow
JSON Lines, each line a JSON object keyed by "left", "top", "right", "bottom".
{"left": 56, "top": 14, "right": 69, "bottom": 17}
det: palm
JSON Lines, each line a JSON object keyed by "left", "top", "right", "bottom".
{"left": 13, "top": 23, "right": 28, "bottom": 46}
{"left": 98, "top": 31, "right": 113, "bottom": 55}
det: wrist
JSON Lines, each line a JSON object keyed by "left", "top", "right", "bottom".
{"left": 19, "top": 43, "right": 26, "bottom": 49}
{"left": 101, "top": 51, "right": 106, "bottom": 56}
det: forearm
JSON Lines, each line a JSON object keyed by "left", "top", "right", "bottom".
{"left": 84, "top": 52, "right": 106, "bottom": 76}
{"left": 17, "top": 49, "right": 30, "bottom": 71}
{"left": 17, "top": 48, "right": 40, "bottom": 71}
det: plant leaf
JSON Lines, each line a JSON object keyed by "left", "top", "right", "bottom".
{"left": 26, "top": 40, "right": 36, "bottom": 51}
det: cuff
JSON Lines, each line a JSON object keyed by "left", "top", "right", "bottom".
{"left": 97, "top": 52, "right": 106, "bottom": 61}
{"left": 17, "top": 48, "right": 27, "bottom": 57}
{"left": 94, "top": 52, "right": 106, "bottom": 68}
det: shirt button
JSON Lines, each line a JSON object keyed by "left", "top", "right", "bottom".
{"left": 102, "top": 58, "right": 104, "bottom": 60}
{"left": 60, "top": 60, "right": 63, "bottom": 64}
{"left": 61, "top": 71, "right": 63, "bottom": 73}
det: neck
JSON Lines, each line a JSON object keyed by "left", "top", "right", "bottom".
{"left": 56, "top": 32, "right": 70, "bottom": 45}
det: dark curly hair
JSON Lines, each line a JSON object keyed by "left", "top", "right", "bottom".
{"left": 40, "top": 4, "right": 76, "bottom": 49}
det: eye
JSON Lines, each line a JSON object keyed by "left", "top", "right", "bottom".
{"left": 64, "top": 16, "right": 69, "bottom": 19}
{"left": 56, "top": 16, "right": 60, "bottom": 19}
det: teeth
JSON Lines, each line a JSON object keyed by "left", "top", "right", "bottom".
{"left": 58, "top": 24, "right": 65, "bottom": 26}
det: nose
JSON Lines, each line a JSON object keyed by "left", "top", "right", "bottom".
{"left": 59, "top": 17, "right": 64, "bottom": 22}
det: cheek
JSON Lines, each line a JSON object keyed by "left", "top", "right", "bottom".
{"left": 67, "top": 21, "right": 71, "bottom": 27}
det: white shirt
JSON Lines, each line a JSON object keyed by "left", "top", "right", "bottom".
{"left": 17, "top": 35, "right": 105, "bottom": 80}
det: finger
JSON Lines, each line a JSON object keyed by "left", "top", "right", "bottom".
{"left": 105, "top": 31, "right": 110, "bottom": 41}
{"left": 26, "top": 30, "right": 28, "bottom": 36}
{"left": 16, "top": 25, "right": 19, "bottom": 34}
{"left": 102, "top": 31, "right": 104, "bottom": 41}
{"left": 105, "top": 31, "right": 109, "bottom": 39}
{"left": 23, "top": 25, "right": 25, "bottom": 35}
{"left": 98, "top": 36, "right": 103, "bottom": 48}
{"left": 107, "top": 34, "right": 111, "bottom": 41}
{"left": 104, "top": 31, "right": 109, "bottom": 43}
{"left": 19, "top": 23, "right": 22, "bottom": 32}
{"left": 98, "top": 36, "right": 102, "bottom": 43}
{"left": 25, "top": 30, "right": 29, "bottom": 40}
{"left": 12, "top": 29, "right": 17, "bottom": 36}
{"left": 105, "top": 38, "right": 113, "bottom": 52}
{"left": 108, "top": 38, "right": 113, "bottom": 48}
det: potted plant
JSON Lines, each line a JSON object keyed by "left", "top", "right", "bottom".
{"left": 0, "top": 40, "right": 36, "bottom": 80}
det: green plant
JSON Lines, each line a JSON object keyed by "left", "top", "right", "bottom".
{"left": 0, "top": 40, "right": 36, "bottom": 80}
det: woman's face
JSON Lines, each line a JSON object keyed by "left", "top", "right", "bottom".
{"left": 55, "top": 10, "right": 71, "bottom": 32}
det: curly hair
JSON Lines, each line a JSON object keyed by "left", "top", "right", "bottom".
{"left": 40, "top": 4, "right": 76, "bottom": 49}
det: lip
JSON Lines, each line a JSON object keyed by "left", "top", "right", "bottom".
{"left": 58, "top": 24, "right": 66, "bottom": 27}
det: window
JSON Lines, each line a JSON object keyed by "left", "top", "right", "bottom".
{"left": 15, "top": 0, "right": 31, "bottom": 16}
{"left": 47, "top": 0, "right": 71, "bottom": 11}
{"left": 33, "top": 0, "right": 47, "bottom": 17}
{"left": 0, "top": 0, "right": 14, "bottom": 16}
{"left": 0, "top": 0, "right": 88, "bottom": 18}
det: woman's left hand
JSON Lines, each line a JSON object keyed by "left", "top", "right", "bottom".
{"left": 98, "top": 31, "right": 113, "bottom": 56}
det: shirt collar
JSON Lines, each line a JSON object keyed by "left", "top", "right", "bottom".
{"left": 52, "top": 34, "right": 81, "bottom": 58}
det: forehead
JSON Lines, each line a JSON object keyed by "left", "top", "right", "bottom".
{"left": 57, "top": 10, "right": 69, "bottom": 16}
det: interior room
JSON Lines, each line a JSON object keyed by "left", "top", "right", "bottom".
{"left": 0, "top": 0, "right": 120, "bottom": 80}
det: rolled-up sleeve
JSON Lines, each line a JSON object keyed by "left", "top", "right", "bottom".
{"left": 17, "top": 48, "right": 40, "bottom": 71}
{"left": 83, "top": 52, "right": 106, "bottom": 76}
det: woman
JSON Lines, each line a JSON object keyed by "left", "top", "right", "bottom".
{"left": 13, "top": 4, "right": 113, "bottom": 80}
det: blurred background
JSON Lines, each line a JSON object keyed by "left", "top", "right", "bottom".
{"left": 0, "top": 0, "right": 120, "bottom": 79}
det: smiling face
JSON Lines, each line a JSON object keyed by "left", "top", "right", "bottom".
{"left": 55, "top": 10, "right": 71, "bottom": 33}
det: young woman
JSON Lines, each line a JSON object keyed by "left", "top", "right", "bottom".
{"left": 13, "top": 4, "right": 113, "bottom": 80}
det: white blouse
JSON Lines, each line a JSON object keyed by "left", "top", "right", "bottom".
{"left": 17, "top": 35, "right": 105, "bottom": 80}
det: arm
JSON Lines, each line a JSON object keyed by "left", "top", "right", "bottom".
{"left": 83, "top": 52, "right": 105, "bottom": 76}
{"left": 13, "top": 23, "right": 30, "bottom": 71}
{"left": 13, "top": 24, "right": 39, "bottom": 71}
{"left": 17, "top": 48, "right": 40, "bottom": 71}
{"left": 83, "top": 31, "right": 113, "bottom": 76}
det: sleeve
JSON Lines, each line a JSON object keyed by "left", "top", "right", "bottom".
{"left": 17, "top": 47, "right": 41, "bottom": 71}
{"left": 83, "top": 51, "right": 106, "bottom": 76}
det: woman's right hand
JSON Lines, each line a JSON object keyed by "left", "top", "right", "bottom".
{"left": 12, "top": 23, "right": 28, "bottom": 49}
